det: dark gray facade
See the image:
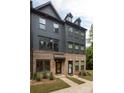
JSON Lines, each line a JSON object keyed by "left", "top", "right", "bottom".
{"left": 31, "top": 2, "right": 87, "bottom": 54}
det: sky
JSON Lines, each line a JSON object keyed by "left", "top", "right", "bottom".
{"left": 32, "top": 0, "right": 93, "bottom": 47}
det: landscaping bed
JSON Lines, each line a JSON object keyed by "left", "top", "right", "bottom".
{"left": 67, "top": 76, "right": 85, "bottom": 84}
{"left": 79, "top": 70, "right": 93, "bottom": 81}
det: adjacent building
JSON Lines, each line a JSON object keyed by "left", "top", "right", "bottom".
{"left": 30, "top": 1, "right": 87, "bottom": 76}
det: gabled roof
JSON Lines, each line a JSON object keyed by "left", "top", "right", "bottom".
{"left": 35, "top": 1, "right": 62, "bottom": 20}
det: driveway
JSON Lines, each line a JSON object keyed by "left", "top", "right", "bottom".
{"left": 50, "top": 76, "right": 93, "bottom": 93}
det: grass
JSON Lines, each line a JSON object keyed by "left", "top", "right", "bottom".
{"left": 80, "top": 70, "right": 93, "bottom": 81}
{"left": 30, "top": 78, "right": 70, "bottom": 93}
{"left": 67, "top": 76, "right": 85, "bottom": 84}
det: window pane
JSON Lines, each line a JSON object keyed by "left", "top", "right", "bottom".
{"left": 75, "top": 65, "right": 79, "bottom": 71}
{"left": 68, "top": 27, "right": 73, "bottom": 32}
{"left": 40, "top": 40, "right": 46, "bottom": 49}
{"left": 44, "top": 61, "right": 50, "bottom": 71}
{"left": 81, "top": 46, "right": 84, "bottom": 50}
{"left": 68, "top": 43, "right": 73, "bottom": 49}
{"left": 81, "top": 32, "right": 84, "bottom": 36}
{"left": 81, "top": 65, "right": 84, "bottom": 70}
{"left": 39, "top": 18, "right": 46, "bottom": 24}
{"left": 54, "top": 23, "right": 59, "bottom": 28}
{"left": 39, "top": 24, "right": 45, "bottom": 29}
{"left": 75, "top": 45, "right": 79, "bottom": 49}
{"left": 36, "top": 60, "right": 43, "bottom": 72}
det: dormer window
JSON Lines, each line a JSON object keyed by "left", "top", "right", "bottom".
{"left": 74, "top": 18, "right": 81, "bottom": 26}
{"left": 64, "top": 13, "right": 73, "bottom": 22}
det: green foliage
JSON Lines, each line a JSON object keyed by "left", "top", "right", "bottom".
{"left": 43, "top": 72, "right": 47, "bottom": 79}
{"left": 86, "top": 44, "right": 93, "bottom": 70}
{"left": 32, "top": 73, "right": 36, "bottom": 80}
{"left": 49, "top": 72, "right": 54, "bottom": 80}
{"left": 36, "top": 72, "right": 43, "bottom": 81}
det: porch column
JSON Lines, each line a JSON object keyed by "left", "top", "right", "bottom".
{"left": 33, "top": 59, "right": 36, "bottom": 73}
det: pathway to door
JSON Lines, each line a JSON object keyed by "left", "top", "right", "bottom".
{"left": 50, "top": 76, "right": 93, "bottom": 93}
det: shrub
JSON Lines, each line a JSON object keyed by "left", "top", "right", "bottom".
{"left": 49, "top": 72, "right": 54, "bottom": 80}
{"left": 87, "top": 71, "right": 91, "bottom": 76}
{"left": 78, "top": 72, "right": 81, "bottom": 76}
{"left": 43, "top": 72, "right": 48, "bottom": 79}
{"left": 82, "top": 71, "right": 87, "bottom": 76}
{"left": 32, "top": 73, "right": 36, "bottom": 80}
{"left": 36, "top": 72, "right": 43, "bottom": 81}
{"left": 46, "top": 72, "right": 50, "bottom": 79}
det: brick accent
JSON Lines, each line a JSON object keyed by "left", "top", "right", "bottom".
{"left": 32, "top": 50, "right": 86, "bottom": 76}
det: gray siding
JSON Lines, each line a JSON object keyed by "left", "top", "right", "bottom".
{"left": 38, "top": 5, "right": 60, "bottom": 19}
{"left": 31, "top": 6, "right": 86, "bottom": 54}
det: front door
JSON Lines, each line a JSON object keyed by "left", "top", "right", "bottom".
{"left": 68, "top": 61, "right": 73, "bottom": 75}
{"left": 56, "top": 62, "right": 62, "bottom": 74}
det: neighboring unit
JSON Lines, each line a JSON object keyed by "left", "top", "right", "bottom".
{"left": 30, "top": 1, "right": 87, "bottom": 77}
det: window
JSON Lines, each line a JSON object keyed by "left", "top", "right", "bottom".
{"left": 81, "top": 65, "right": 84, "bottom": 70}
{"left": 75, "top": 31, "right": 79, "bottom": 34}
{"left": 81, "top": 46, "right": 84, "bottom": 51}
{"left": 68, "top": 43, "right": 73, "bottom": 49}
{"left": 54, "top": 23, "right": 59, "bottom": 33}
{"left": 39, "top": 38, "right": 59, "bottom": 51}
{"left": 81, "top": 32, "right": 84, "bottom": 36}
{"left": 39, "top": 18, "right": 46, "bottom": 30}
{"left": 68, "top": 27, "right": 73, "bottom": 32}
{"left": 40, "top": 40, "right": 46, "bottom": 49}
{"left": 47, "top": 39, "right": 53, "bottom": 50}
{"left": 75, "top": 44, "right": 79, "bottom": 50}
{"left": 67, "top": 17, "right": 72, "bottom": 22}
{"left": 54, "top": 43, "right": 59, "bottom": 51}
{"left": 36, "top": 60, "right": 50, "bottom": 72}
{"left": 75, "top": 61, "right": 79, "bottom": 71}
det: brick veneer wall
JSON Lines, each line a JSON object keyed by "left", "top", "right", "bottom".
{"left": 32, "top": 50, "right": 86, "bottom": 76}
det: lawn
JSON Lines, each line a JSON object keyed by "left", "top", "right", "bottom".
{"left": 30, "top": 78, "right": 70, "bottom": 93}
{"left": 80, "top": 70, "right": 93, "bottom": 81}
{"left": 67, "top": 76, "right": 85, "bottom": 84}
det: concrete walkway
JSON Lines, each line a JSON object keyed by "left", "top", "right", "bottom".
{"left": 60, "top": 77, "right": 78, "bottom": 87}
{"left": 50, "top": 76, "right": 93, "bottom": 93}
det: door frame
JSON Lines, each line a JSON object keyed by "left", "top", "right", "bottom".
{"left": 68, "top": 61, "right": 73, "bottom": 75}
{"left": 56, "top": 62, "right": 62, "bottom": 74}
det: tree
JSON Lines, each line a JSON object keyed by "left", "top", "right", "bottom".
{"left": 86, "top": 25, "right": 93, "bottom": 70}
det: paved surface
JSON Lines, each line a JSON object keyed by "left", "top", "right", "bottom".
{"left": 51, "top": 76, "right": 93, "bottom": 93}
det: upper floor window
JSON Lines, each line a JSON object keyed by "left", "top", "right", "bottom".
{"left": 75, "top": 44, "right": 79, "bottom": 50}
{"left": 39, "top": 38, "right": 59, "bottom": 51}
{"left": 81, "top": 46, "right": 84, "bottom": 51}
{"left": 81, "top": 32, "right": 84, "bottom": 36}
{"left": 68, "top": 43, "right": 73, "bottom": 49}
{"left": 53, "top": 23, "right": 59, "bottom": 33}
{"left": 68, "top": 27, "right": 73, "bottom": 32}
{"left": 75, "top": 31, "right": 79, "bottom": 34}
{"left": 39, "top": 18, "right": 46, "bottom": 30}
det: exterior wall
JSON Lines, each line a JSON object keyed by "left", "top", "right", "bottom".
{"left": 38, "top": 5, "right": 60, "bottom": 19}
{"left": 31, "top": 3, "right": 87, "bottom": 76}
{"left": 32, "top": 50, "right": 86, "bottom": 76}
{"left": 31, "top": 13, "right": 65, "bottom": 52}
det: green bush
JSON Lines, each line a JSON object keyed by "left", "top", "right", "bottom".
{"left": 78, "top": 71, "right": 87, "bottom": 76}
{"left": 36, "top": 72, "right": 43, "bottom": 81}
{"left": 43, "top": 72, "right": 48, "bottom": 79}
{"left": 87, "top": 71, "right": 91, "bottom": 76}
{"left": 49, "top": 72, "right": 54, "bottom": 80}
{"left": 46, "top": 72, "right": 50, "bottom": 79}
{"left": 32, "top": 73, "right": 36, "bottom": 80}
{"left": 82, "top": 71, "right": 87, "bottom": 76}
